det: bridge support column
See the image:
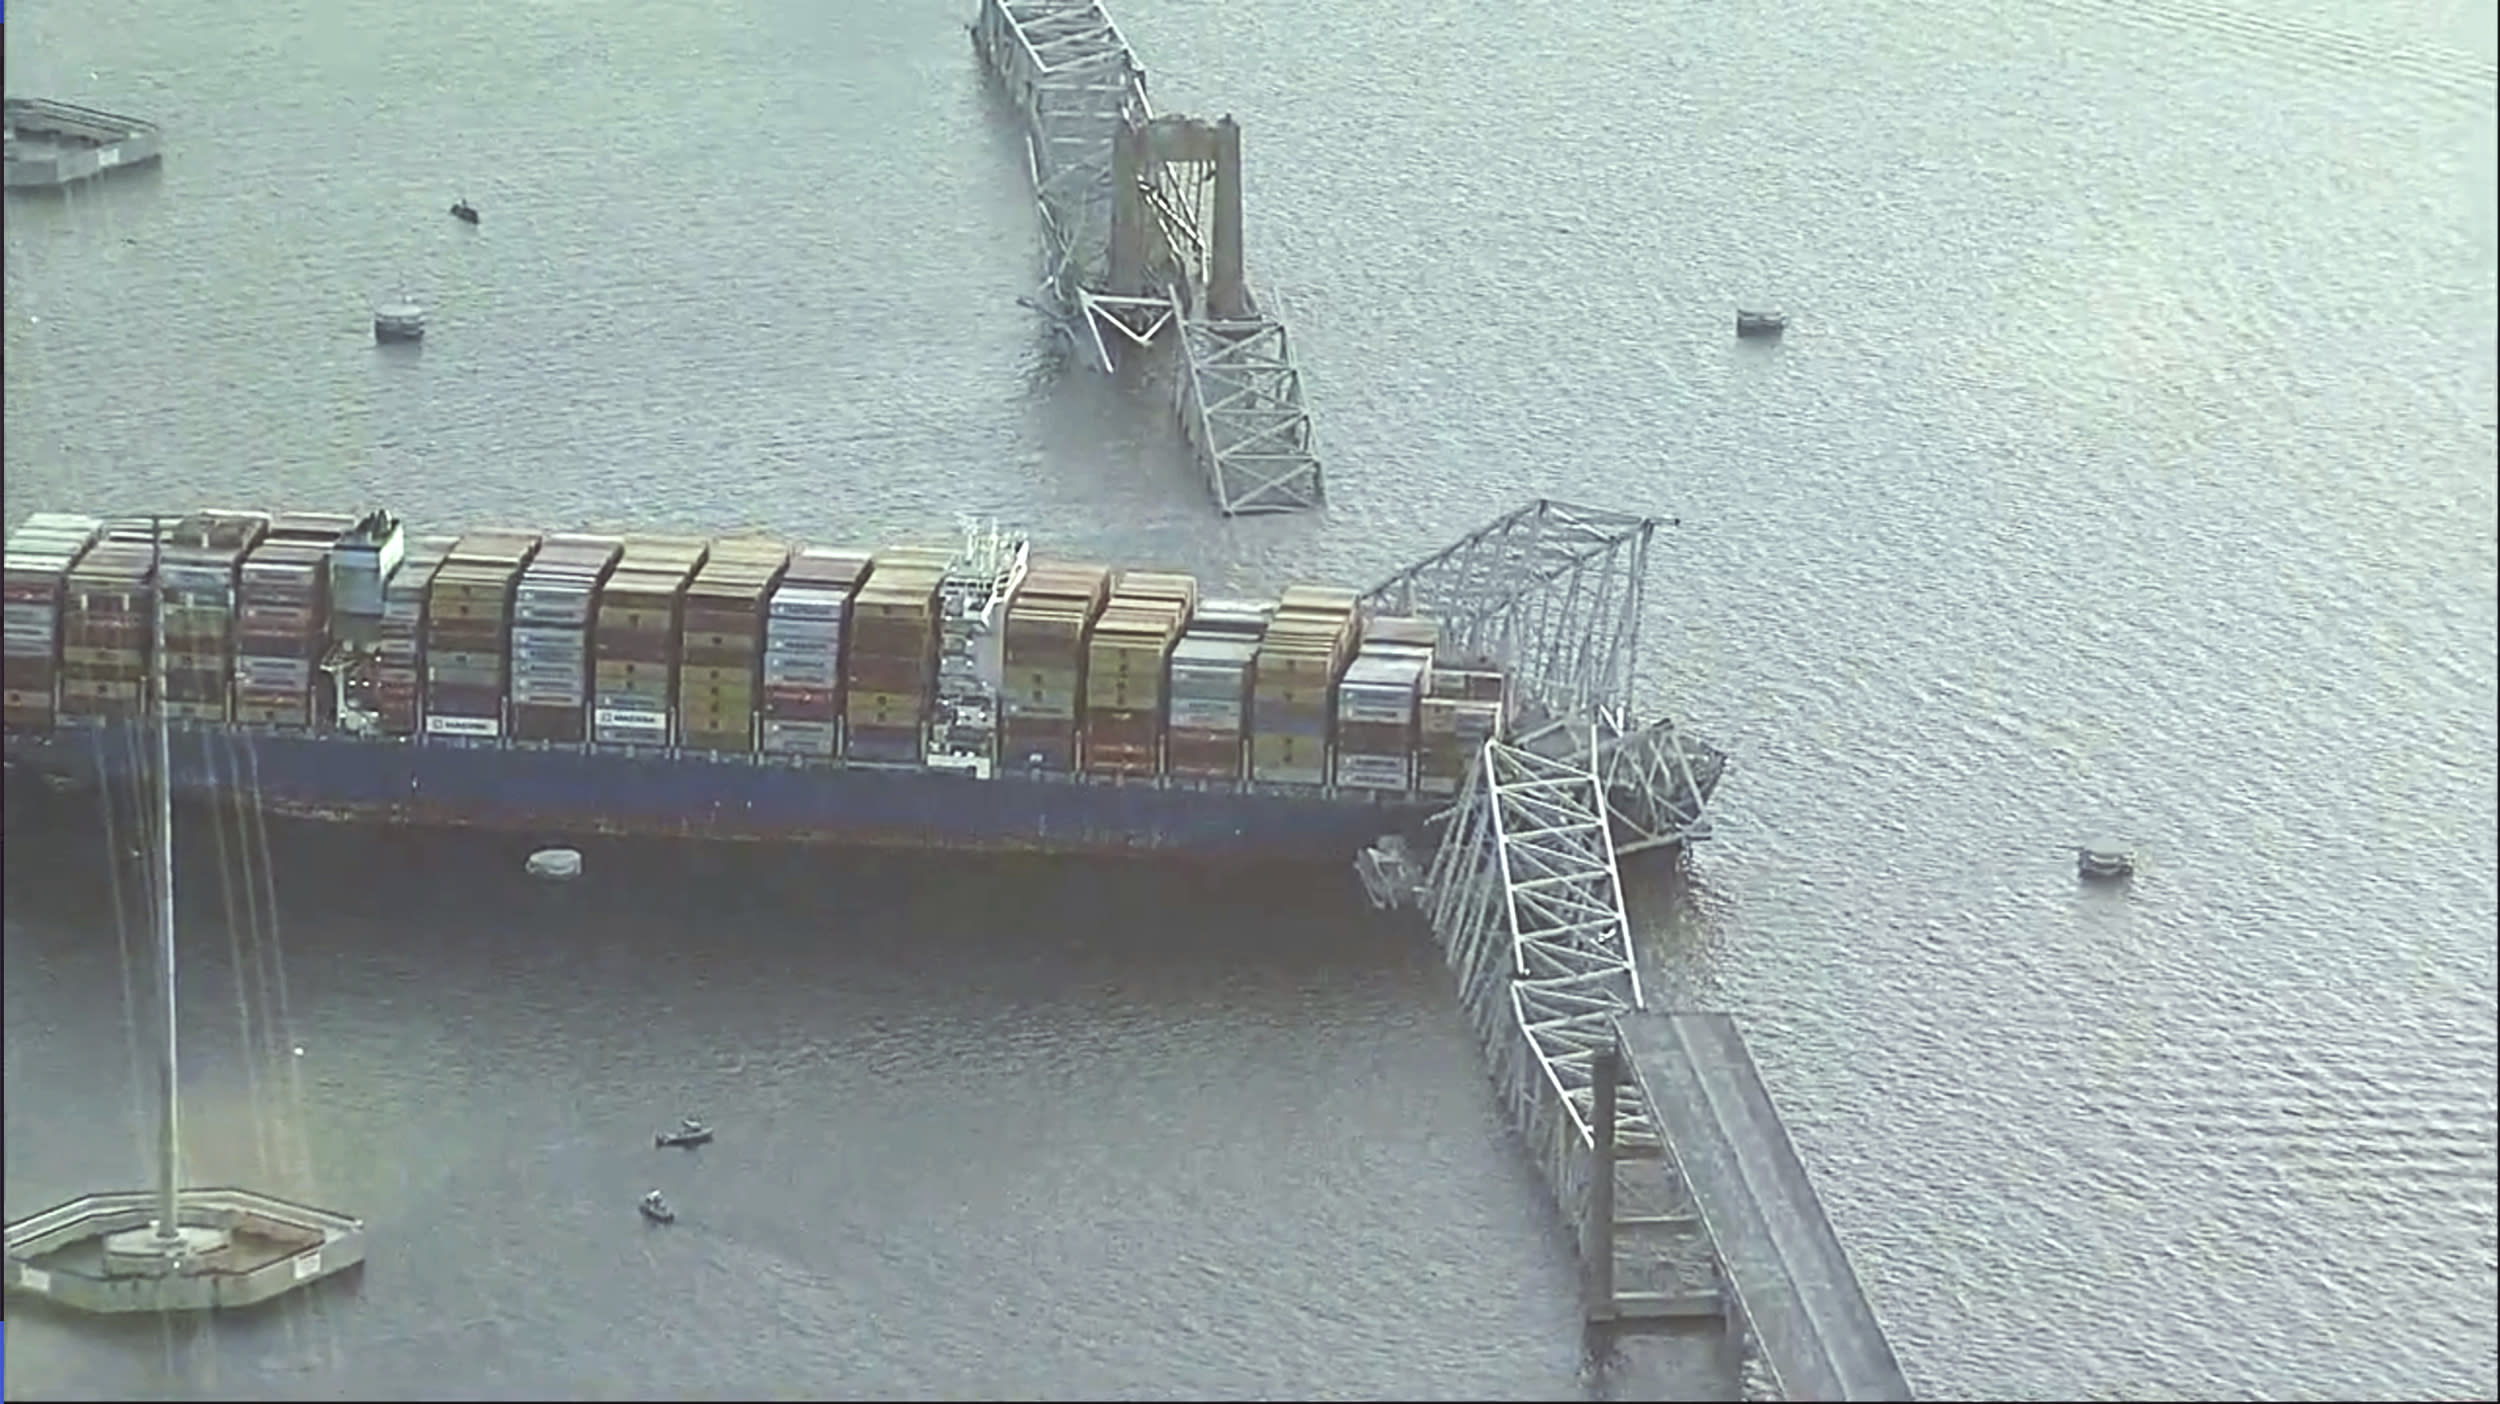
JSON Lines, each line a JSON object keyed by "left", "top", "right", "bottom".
{"left": 1208, "top": 115, "right": 1246, "bottom": 321}
{"left": 1584, "top": 1044, "right": 1621, "bottom": 1317}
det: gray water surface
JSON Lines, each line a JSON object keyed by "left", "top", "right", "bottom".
{"left": 7, "top": 0, "right": 2495, "bottom": 1398}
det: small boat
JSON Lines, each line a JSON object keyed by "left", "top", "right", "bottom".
{"left": 2077, "top": 841, "right": 2135, "bottom": 881}
{"left": 639, "top": 1191, "right": 675, "bottom": 1224}
{"left": 656, "top": 1118, "right": 712, "bottom": 1149}
{"left": 373, "top": 296, "right": 425, "bottom": 344}
{"left": 450, "top": 199, "right": 479, "bottom": 225}
{"left": 1736, "top": 309, "right": 1786, "bottom": 339}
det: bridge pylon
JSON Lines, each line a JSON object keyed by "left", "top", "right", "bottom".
{"left": 972, "top": 0, "right": 1323, "bottom": 515}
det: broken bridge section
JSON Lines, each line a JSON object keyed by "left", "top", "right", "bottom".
{"left": 1613, "top": 1012, "right": 1917, "bottom": 1403}
{"left": 971, "top": 0, "right": 1323, "bottom": 516}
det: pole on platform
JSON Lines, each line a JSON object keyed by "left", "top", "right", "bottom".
{"left": 149, "top": 515, "right": 183, "bottom": 1246}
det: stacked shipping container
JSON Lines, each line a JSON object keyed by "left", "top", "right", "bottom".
{"left": 593, "top": 536, "right": 708, "bottom": 747}
{"left": 234, "top": 538, "right": 331, "bottom": 729}
{"left": 1417, "top": 655, "right": 1508, "bottom": 795}
{"left": 7, "top": 505, "right": 1524, "bottom": 802}
{"left": 1084, "top": 571, "right": 1196, "bottom": 779}
{"left": 843, "top": 551, "right": 948, "bottom": 765}
{"left": 367, "top": 535, "right": 452, "bottom": 736}
{"left": 4, "top": 515, "right": 105, "bottom": 730}
{"left": 678, "top": 538, "right": 790, "bottom": 753}
{"left": 1333, "top": 617, "right": 1438, "bottom": 792}
{"left": 57, "top": 527, "right": 160, "bottom": 725}
{"left": 508, "top": 534, "right": 623, "bottom": 743}
{"left": 760, "top": 548, "right": 870, "bottom": 758}
{"left": 1164, "top": 598, "right": 1269, "bottom": 783}
{"left": 1000, "top": 562, "right": 1111, "bottom": 774}
{"left": 1249, "top": 586, "right": 1359, "bottom": 786}
{"left": 232, "top": 513, "right": 356, "bottom": 729}
{"left": 424, "top": 529, "right": 541, "bottom": 738}
{"left": 159, "top": 512, "right": 270, "bottom": 724}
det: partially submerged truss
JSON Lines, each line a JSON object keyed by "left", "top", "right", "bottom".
{"left": 972, "top": 0, "right": 1323, "bottom": 515}
{"left": 1357, "top": 500, "right": 1732, "bottom": 1328}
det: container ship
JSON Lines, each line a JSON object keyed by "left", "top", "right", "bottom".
{"left": 1, "top": 509, "right": 1532, "bottom": 864}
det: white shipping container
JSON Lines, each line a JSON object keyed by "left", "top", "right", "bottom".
{"left": 425, "top": 714, "right": 502, "bottom": 738}
{"left": 1168, "top": 663, "right": 1250, "bottom": 697}
{"left": 761, "top": 717, "right": 840, "bottom": 751}
{"left": 763, "top": 637, "right": 841, "bottom": 660}
{"left": 765, "top": 653, "right": 843, "bottom": 675}
{"left": 510, "top": 655, "right": 586, "bottom": 675}
{"left": 594, "top": 723, "right": 670, "bottom": 746}
{"left": 1166, "top": 698, "right": 1244, "bottom": 731}
{"left": 1335, "top": 753, "right": 1414, "bottom": 791}
{"left": 763, "top": 653, "right": 840, "bottom": 674}
{"left": 1336, "top": 686, "right": 1417, "bottom": 727}
{"left": 768, "top": 589, "right": 850, "bottom": 623}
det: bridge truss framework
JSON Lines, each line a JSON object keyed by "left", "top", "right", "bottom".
{"left": 971, "top": 0, "right": 1323, "bottom": 516}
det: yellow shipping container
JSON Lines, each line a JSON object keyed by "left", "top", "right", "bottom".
{"left": 597, "top": 606, "right": 675, "bottom": 636}
{"left": 845, "top": 690, "right": 923, "bottom": 716}
{"left": 1250, "top": 732, "right": 1327, "bottom": 773}
{"left": 677, "top": 663, "right": 757, "bottom": 690}
{"left": 1278, "top": 585, "right": 1360, "bottom": 616}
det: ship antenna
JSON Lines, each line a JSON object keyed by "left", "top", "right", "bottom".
{"left": 149, "top": 514, "right": 184, "bottom": 1250}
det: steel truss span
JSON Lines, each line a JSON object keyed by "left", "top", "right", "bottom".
{"left": 972, "top": 0, "right": 1322, "bottom": 516}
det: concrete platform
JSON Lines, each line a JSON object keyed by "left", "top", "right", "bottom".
{"left": 5, "top": 1187, "right": 364, "bottom": 1313}
{"left": 1615, "top": 1011, "right": 1914, "bottom": 1402}
{"left": 4, "top": 98, "right": 163, "bottom": 190}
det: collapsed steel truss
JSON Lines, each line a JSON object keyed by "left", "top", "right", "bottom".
{"left": 971, "top": 0, "right": 1323, "bottom": 516}
{"left": 1356, "top": 500, "right": 1733, "bottom": 1332}
{"left": 971, "top": 0, "right": 1143, "bottom": 324}
{"left": 1426, "top": 732, "right": 1659, "bottom": 1175}
{"left": 1173, "top": 304, "right": 1323, "bottom": 514}
{"left": 1361, "top": 500, "right": 1655, "bottom": 727}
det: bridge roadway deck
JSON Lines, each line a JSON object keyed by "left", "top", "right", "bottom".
{"left": 1613, "top": 1010, "right": 1913, "bottom": 1403}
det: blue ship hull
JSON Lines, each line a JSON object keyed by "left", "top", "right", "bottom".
{"left": 2, "top": 724, "right": 1437, "bottom": 866}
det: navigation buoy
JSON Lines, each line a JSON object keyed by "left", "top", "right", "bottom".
{"left": 2077, "top": 840, "right": 2135, "bottom": 881}
{"left": 527, "top": 847, "right": 583, "bottom": 881}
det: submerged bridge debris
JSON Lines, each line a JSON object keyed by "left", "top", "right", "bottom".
{"left": 972, "top": 0, "right": 1323, "bottom": 517}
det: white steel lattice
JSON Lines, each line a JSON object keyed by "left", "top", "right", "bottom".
{"left": 973, "top": 0, "right": 1324, "bottom": 517}
{"left": 1360, "top": 500, "right": 1656, "bottom": 727}
{"left": 971, "top": 0, "right": 1151, "bottom": 339}
{"left": 1173, "top": 303, "right": 1324, "bottom": 514}
{"left": 1423, "top": 734, "right": 1663, "bottom": 1221}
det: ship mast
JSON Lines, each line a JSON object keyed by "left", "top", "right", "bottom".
{"left": 149, "top": 514, "right": 183, "bottom": 1249}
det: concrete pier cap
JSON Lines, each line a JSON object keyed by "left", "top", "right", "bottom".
{"left": 5, "top": 1186, "right": 366, "bottom": 1313}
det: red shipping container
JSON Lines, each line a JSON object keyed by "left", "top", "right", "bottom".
{"left": 1166, "top": 730, "right": 1243, "bottom": 781}
{"left": 1002, "top": 717, "right": 1080, "bottom": 774}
